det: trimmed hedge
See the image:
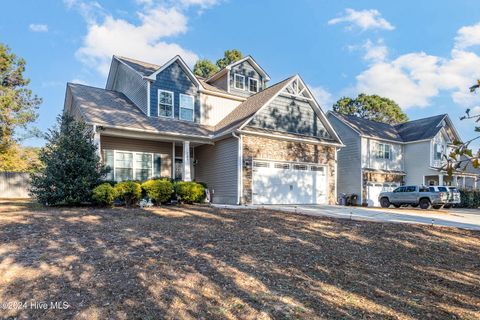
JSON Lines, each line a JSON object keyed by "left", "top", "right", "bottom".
{"left": 92, "top": 183, "right": 117, "bottom": 206}
{"left": 142, "top": 179, "right": 174, "bottom": 204}
{"left": 458, "top": 189, "right": 480, "bottom": 208}
{"left": 174, "top": 181, "right": 205, "bottom": 203}
{"left": 114, "top": 181, "right": 142, "bottom": 206}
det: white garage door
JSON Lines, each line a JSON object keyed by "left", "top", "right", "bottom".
{"left": 366, "top": 182, "right": 399, "bottom": 207}
{"left": 252, "top": 160, "right": 327, "bottom": 205}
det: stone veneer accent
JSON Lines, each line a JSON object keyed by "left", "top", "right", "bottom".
{"left": 241, "top": 135, "right": 337, "bottom": 205}
{"left": 362, "top": 171, "right": 405, "bottom": 205}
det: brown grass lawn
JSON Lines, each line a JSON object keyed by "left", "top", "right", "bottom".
{"left": 0, "top": 201, "right": 479, "bottom": 319}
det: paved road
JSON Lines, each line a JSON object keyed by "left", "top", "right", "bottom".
{"left": 215, "top": 204, "right": 480, "bottom": 230}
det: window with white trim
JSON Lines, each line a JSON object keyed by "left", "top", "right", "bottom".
{"left": 179, "top": 94, "right": 194, "bottom": 121}
{"left": 433, "top": 143, "right": 443, "bottom": 160}
{"left": 158, "top": 90, "right": 173, "bottom": 117}
{"left": 135, "top": 153, "right": 153, "bottom": 181}
{"left": 248, "top": 78, "right": 259, "bottom": 92}
{"left": 374, "top": 142, "right": 391, "bottom": 159}
{"left": 115, "top": 152, "right": 134, "bottom": 181}
{"left": 234, "top": 74, "right": 245, "bottom": 90}
{"left": 103, "top": 150, "right": 159, "bottom": 182}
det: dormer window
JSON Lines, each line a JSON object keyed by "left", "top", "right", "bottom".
{"left": 158, "top": 90, "right": 173, "bottom": 118}
{"left": 234, "top": 74, "right": 245, "bottom": 90}
{"left": 179, "top": 94, "right": 194, "bottom": 121}
{"left": 249, "top": 78, "right": 259, "bottom": 93}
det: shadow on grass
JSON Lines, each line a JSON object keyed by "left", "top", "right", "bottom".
{"left": 0, "top": 202, "right": 479, "bottom": 319}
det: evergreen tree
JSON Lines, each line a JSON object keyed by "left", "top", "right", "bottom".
{"left": 193, "top": 59, "right": 219, "bottom": 78}
{"left": 333, "top": 93, "right": 408, "bottom": 125}
{"left": 30, "top": 115, "right": 105, "bottom": 205}
{"left": 0, "top": 43, "right": 41, "bottom": 153}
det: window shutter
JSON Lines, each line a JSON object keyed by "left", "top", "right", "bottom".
{"left": 154, "top": 154, "right": 162, "bottom": 177}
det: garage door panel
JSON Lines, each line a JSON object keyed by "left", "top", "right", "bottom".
{"left": 252, "top": 160, "right": 327, "bottom": 205}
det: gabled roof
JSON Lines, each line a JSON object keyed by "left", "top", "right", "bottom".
{"left": 115, "top": 56, "right": 158, "bottom": 76}
{"left": 394, "top": 114, "right": 450, "bottom": 142}
{"left": 143, "top": 55, "right": 202, "bottom": 88}
{"left": 329, "top": 112, "right": 459, "bottom": 143}
{"left": 214, "top": 76, "right": 294, "bottom": 135}
{"left": 67, "top": 83, "right": 213, "bottom": 138}
{"left": 206, "top": 55, "right": 271, "bottom": 83}
{"left": 329, "top": 112, "right": 403, "bottom": 142}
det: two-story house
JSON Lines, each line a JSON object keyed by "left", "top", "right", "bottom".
{"left": 327, "top": 112, "right": 479, "bottom": 206}
{"left": 63, "top": 55, "right": 343, "bottom": 205}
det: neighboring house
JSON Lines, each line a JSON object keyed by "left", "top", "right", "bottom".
{"left": 64, "top": 55, "right": 343, "bottom": 205}
{"left": 327, "top": 112, "right": 479, "bottom": 206}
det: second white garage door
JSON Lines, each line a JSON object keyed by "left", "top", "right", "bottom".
{"left": 252, "top": 160, "right": 327, "bottom": 205}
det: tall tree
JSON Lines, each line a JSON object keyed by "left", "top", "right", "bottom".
{"left": 446, "top": 81, "right": 480, "bottom": 174}
{"left": 0, "top": 43, "right": 41, "bottom": 152}
{"left": 193, "top": 59, "right": 219, "bottom": 78}
{"left": 30, "top": 115, "right": 106, "bottom": 205}
{"left": 216, "top": 49, "right": 243, "bottom": 69}
{"left": 333, "top": 93, "right": 409, "bottom": 125}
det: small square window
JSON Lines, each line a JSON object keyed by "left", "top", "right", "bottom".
{"left": 234, "top": 74, "right": 245, "bottom": 90}
{"left": 249, "top": 78, "right": 259, "bottom": 92}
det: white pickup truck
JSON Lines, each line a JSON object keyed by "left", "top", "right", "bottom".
{"left": 378, "top": 185, "right": 449, "bottom": 209}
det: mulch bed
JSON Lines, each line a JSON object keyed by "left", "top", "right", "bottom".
{"left": 0, "top": 201, "right": 479, "bottom": 319}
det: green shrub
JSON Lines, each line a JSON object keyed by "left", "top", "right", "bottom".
{"left": 174, "top": 181, "right": 205, "bottom": 203}
{"left": 92, "top": 183, "right": 117, "bottom": 206}
{"left": 114, "top": 181, "right": 142, "bottom": 206}
{"left": 142, "top": 179, "right": 174, "bottom": 204}
{"left": 458, "top": 189, "right": 480, "bottom": 208}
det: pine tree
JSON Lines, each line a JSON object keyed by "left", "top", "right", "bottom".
{"left": 30, "top": 115, "right": 106, "bottom": 205}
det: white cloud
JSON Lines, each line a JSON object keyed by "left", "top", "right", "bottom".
{"left": 29, "top": 24, "right": 48, "bottom": 32}
{"left": 362, "top": 39, "right": 388, "bottom": 62}
{"left": 328, "top": 8, "right": 394, "bottom": 31}
{"left": 355, "top": 41, "right": 480, "bottom": 109}
{"left": 454, "top": 22, "right": 480, "bottom": 50}
{"left": 67, "top": 1, "right": 203, "bottom": 76}
{"left": 310, "top": 85, "right": 333, "bottom": 109}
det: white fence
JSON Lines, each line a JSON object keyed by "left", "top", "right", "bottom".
{"left": 0, "top": 172, "right": 31, "bottom": 198}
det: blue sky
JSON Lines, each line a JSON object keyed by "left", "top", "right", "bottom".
{"left": 2, "top": 0, "right": 480, "bottom": 148}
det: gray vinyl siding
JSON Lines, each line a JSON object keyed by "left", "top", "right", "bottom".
{"left": 248, "top": 95, "right": 331, "bottom": 139}
{"left": 229, "top": 60, "right": 262, "bottom": 97}
{"left": 404, "top": 140, "right": 436, "bottom": 185}
{"left": 210, "top": 74, "right": 228, "bottom": 92}
{"left": 363, "top": 138, "right": 403, "bottom": 171}
{"left": 327, "top": 114, "right": 362, "bottom": 198}
{"left": 112, "top": 62, "right": 149, "bottom": 114}
{"left": 100, "top": 135, "right": 173, "bottom": 178}
{"left": 150, "top": 61, "right": 200, "bottom": 123}
{"left": 195, "top": 136, "right": 238, "bottom": 204}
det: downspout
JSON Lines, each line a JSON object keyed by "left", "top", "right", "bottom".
{"left": 232, "top": 132, "right": 243, "bottom": 205}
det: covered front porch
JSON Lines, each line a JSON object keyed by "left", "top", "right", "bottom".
{"left": 94, "top": 127, "right": 213, "bottom": 182}
{"left": 424, "top": 174, "right": 479, "bottom": 190}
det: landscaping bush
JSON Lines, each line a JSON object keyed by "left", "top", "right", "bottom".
{"left": 92, "top": 183, "right": 117, "bottom": 206}
{"left": 141, "top": 179, "right": 174, "bottom": 204}
{"left": 174, "top": 181, "right": 205, "bottom": 203}
{"left": 458, "top": 189, "right": 480, "bottom": 208}
{"left": 114, "top": 181, "right": 142, "bottom": 206}
{"left": 30, "top": 115, "right": 107, "bottom": 206}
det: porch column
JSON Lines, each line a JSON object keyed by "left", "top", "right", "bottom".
{"left": 439, "top": 174, "right": 444, "bottom": 186}
{"left": 171, "top": 142, "right": 175, "bottom": 179}
{"left": 183, "top": 141, "right": 191, "bottom": 182}
{"left": 93, "top": 125, "right": 101, "bottom": 158}
{"left": 463, "top": 176, "right": 466, "bottom": 189}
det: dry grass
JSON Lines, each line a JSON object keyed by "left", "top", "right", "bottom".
{"left": 0, "top": 200, "right": 479, "bottom": 319}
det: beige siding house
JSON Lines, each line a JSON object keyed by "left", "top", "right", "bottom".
{"left": 64, "top": 55, "right": 343, "bottom": 205}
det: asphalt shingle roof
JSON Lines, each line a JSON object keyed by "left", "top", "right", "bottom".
{"left": 68, "top": 83, "right": 213, "bottom": 138}
{"left": 331, "top": 112, "right": 448, "bottom": 143}
{"left": 116, "top": 56, "right": 158, "bottom": 76}
{"left": 394, "top": 114, "right": 447, "bottom": 142}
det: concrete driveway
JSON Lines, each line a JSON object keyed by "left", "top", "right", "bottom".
{"left": 215, "top": 204, "right": 480, "bottom": 230}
